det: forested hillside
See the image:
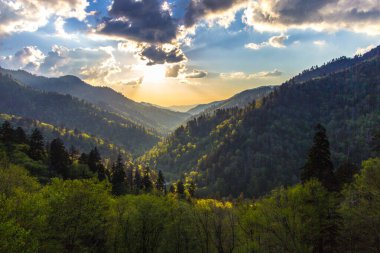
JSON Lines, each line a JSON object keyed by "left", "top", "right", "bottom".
{"left": 0, "top": 113, "right": 130, "bottom": 160}
{"left": 141, "top": 48, "right": 380, "bottom": 197}
{"left": 0, "top": 68, "right": 190, "bottom": 134}
{"left": 0, "top": 74, "right": 159, "bottom": 156}
{"left": 187, "top": 86, "right": 273, "bottom": 115}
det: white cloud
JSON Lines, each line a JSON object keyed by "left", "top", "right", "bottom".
{"left": 0, "top": 0, "right": 89, "bottom": 35}
{"left": 354, "top": 44, "right": 376, "bottom": 56}
{"left": 245, "top": 34, "right": 288, "bottom": 50}
{"left": 220, "top": 69, "right": 282, "bottom": 79}
{"left": 0, "top": 46, "right": 45, "bottom": 72}
{"left": 313, "top": 40, "right": 327, "bottom": 46}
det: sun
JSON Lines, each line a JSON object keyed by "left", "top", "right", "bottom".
{"left": 142, "top": 65, "right": 166, "bottom": 83}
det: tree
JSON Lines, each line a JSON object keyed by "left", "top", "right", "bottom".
{"left": 88, "top": 147, "right": 101, "bottom": 173}
{"left": 188, "top": 181, "right": 196, "bottom": 197}
{"left": 111, "top": 154, "right": 126, "bottom": 196}
{"left": 156, "top": 170, "right": 165, "bottom": 194}
{"left": 335, "top": 162, "right": 359, "bottom": 190}
{"left": 142, "top": 167, "right": 153, "bottom": 192}
{"left": 68, "top": 145, "right": 79, "bottom": 163}
{"left": 176, "top": 180, "right": 185, "bottom": 195}
{"left": 0, "top": 121, "right": 14, "bottom": 145}
{"left": 134, "top": 168, "right": 142, "bottom": 194}
{"left": 14, "top": 127, "right": 28, "bottom": 144}
{"left": 28, "top": 128, "right": 45, "bottom": 161}
{"left": 49, "top": 138, "right": 70, "bottom": 179}
{"left": 301, "top": 124, "right": 337, "bottom": 191}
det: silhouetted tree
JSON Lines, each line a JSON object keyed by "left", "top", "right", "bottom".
{"left": 49, "top": 138, "right": 70, "bottom": 179}
{"left": 134, "top": 168, "right": 142, "bottom": 194}
{"left": 142, "top": 167, "right": 153, "bottom": 192}
{"left": 111, "top": 154, "right": 126, "bottom": 196}
{"left": 28, "top": 128, "right": 45, "bottom": 161}
{"left": 14, "top": 127, "right": 27, "bottom": 144}
{"left": 301, "top": 124, "right": 337, "bottom": 191}
{"left": 176, "top": 180, "right": 185, "bottom": 195}
{"left": 155, "top": 170, "right": 165, "bottom": 194}
{"left": 0, "top": 121, "right": 14, "bottom": 144}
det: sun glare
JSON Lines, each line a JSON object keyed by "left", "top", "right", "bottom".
{"left": 142, "top": 65, "right": 166, "bottom": 84}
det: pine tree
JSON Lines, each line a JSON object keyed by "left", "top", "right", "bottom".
{"left": 335, "top": 162, "right": 359, "bottom": 190}
{"left": 14, "top": 127, "right": 27, "bottom": 144}
{"left": 28, "top": 128, "right": 45, "bottom": 161}
{"left": 188, "top": 181, "right": 196, "bottom": 197}
{"left": 301, "top": 124, "right": 337, "bottom": 191}
{"left": 0, "top": 121, "right": 14, "bottom": 144}
{"left": 176, "top": 180, "right": 185, "bottom": 195}
{"left": 155, "top": 170, "right": 165, "bottom": 194}
{"left": 88, "top": 147, "right": 101, "bottom": 173}
{"left": 134, "top": 168, "right": 142, "bottom": 194}
{"left": 111, "top": 154, "right": 126, "bottom": 196}
{"left": 169, "top": 184, "right": 175, "bottom": 194}
{"left": 68, "top": 145, "right": 79, "bottom": 163}
{"left": 49, "top": 138, "right": 70, "bottom": 179}
{"left": 125, "top": 164, "right": 134, "bottom": 193}
{"left": 142, "top": 167, "right": 153, "bottom": 192}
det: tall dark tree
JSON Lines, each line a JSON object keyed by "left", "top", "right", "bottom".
{"left": 14, "top": 127, "right": 27, "bottom": 144}
{"left": 176, "top": 180, "right": 185, "bottom": 195}
{"left": 28, "top": 128, "right": 45, "bottom": 161}
{"left": 49, "top": 138, "right": 70, "bottom": 179}
{"left": 188, "top": 181, "right": 196, "bottom": 197}
{"left": 88, "top": 147, "right": 101, "bottom": 173}
{"left": 142, "top": 167, "right": 153, "bottom": 192}
{"left": 68, "top": 145, "right": 80, "bottom": 163}
{"left": 155, "top": 170, "right": 165, "bottom": 194}
{"left": 335, "top": 162, "right": 359, "bottom": 190}
{"left": 125, "top": 164, "right": 134, "bottom": 193}
{"left": 134, "top": 168, "right": 142, "bottom": 194}
{"left": 301, "top": 124, "right": 337, "bottom": 191}
{"left": 111, "top": 154, "right": 126, "bottom": 196}
{"left": 0, "top": 121, "right": 14, "bottom": 144}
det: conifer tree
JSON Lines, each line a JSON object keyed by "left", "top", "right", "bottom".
{"left": 0, "top": 121, "right": 14, "bottom": 144}
{"left": 88, "top": 147, "right": 101, "bottom": 173}
{"left": 125, "top": 164, "right": 134, "bottom": 193}
{"left": 111, "top": 154, "right": 126, "bottom": 196}
{"left": 28, "top": 128, "right": 45, "bottom": 161}
{"left": 49, "top": 138, "right": 70, "bottom": 179}
{"left": 176, "top": 180, "right": 185, "bottom": 195}
{"left": 142, "top": 167, "right": 153, "bottom": 192}
{"left": 156, "top": 170, "right": 165, "bottom": 194}
{"left": 14, "top": 127, "right": 27, "bottom": 144}
{"left": 134, "top": 168, "right": 142, "bottom": 194}
{"left": 301, "top": 124, "right": 337, "bottom": 191}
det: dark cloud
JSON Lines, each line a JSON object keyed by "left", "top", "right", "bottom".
{"left": 98, "top": 0, "right": 178, "bottom": 43}
{"left": 139, "top": 45, "right": 186, "bottom": 65}
{"left": 184, "top": 0, "right": 246, "bottom": 27}
{"left": 186, "top": 69, "right": 207, "bottom": 78}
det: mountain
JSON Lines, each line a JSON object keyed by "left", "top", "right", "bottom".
{"left": 166, "top": 104, "right": 199, "bottom": 113}
{"left": 187, "top": 86, "right": 274, "bottom": 115}
{"left": 0, "top": 113, "right": 130, "bottom": 160}
{"left": 0, "top": 73, "right": 159, "bottom": 156}
{"left": 140, "top": 46, "right": 380, "bottom": 197}
{"left": 0, "top": 68, "right": 190, "bottom": 134}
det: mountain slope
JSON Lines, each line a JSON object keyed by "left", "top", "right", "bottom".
{"left": 187, "top": 86, "right": 274, "bottom": 115}
{"left": 141, "top": 47, "right": 380, "bottom": 197}
{"left": 0, "top": 68, "right": 190, "bottom": 134}
{"left": 0, "top": 73, "right": 159, "bottom": 155}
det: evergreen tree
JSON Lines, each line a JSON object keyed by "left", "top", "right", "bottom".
{"left": 155, "top": 170, "right": 165, "bottom": 194}
{"left": 188, "top": 181, "right": 196, "bottom": 197}
{"left": 142, "top": 167, "right": 153, "bottom": 192}
{"left": 68, "top": 145, "right": 80, "bottom": 163}
{"left": 88, "top": 147, "right": 101, "bottom": 173}
{"left": 49, "top": 138, "right": 70, "bottom": 179}
{"left": 111, "top": 154, "right": 126, "bottom": 196}
{"left": 169, "top": 184, "right": 175, "bottom": 194}
{"left": 134, "top": 168, "right": 142, "bottom": 194}
{"left": 335, "top": 162, "right": 359, "bottom": 190}
{"left": 0, "top": 121, "right": 14, "bottom": 144}
{"left": 78, "top": 152, "right": 89, "bottom": 164}
{"left": 301, "top": 124, "right": 337, "bottom": 191}
{"left": 28, "top": 128, "right": 45, "bottom": 161}
{"left": 176, "top": 180, "right": 185, "bottom": 195}
{"left": 125, "top": 164, "right": 134, "bottom": 193}
{"left": 14, "top": 127, "right": 27, "bottom": 144}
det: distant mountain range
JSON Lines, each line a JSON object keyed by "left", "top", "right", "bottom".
{"left": 141, "top": 44, "right": 380, "bottom": 197}
{"left": 186, "top": 86, "right": 274, "bottom": 115}
{"left": 0, "top": 68, "right": 190, "bottom": 135}
{"left": 0, "top": 73, "right": 159, "bottom": 156}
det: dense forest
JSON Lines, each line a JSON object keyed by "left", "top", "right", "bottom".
{"left": 141, "top": 47, "right": 380, "bottom": 197}
{"left": 1, "top": 119, "right": 380, "bottom": 253}
{"left": 0, "top": 73, "right": 159, "bottom": 156}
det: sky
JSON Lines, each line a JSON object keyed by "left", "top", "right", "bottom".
{"left": 1, "top": 0, "right": 380, "bottom": 106}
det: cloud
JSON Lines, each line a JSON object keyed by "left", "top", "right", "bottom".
{"left": 184, "top": 0, "right": 248, "bottom": 28}
{"left": 354, "top": 44, "right": 376, "bottom": 56}
{"left": 220, "top": 69, "right": 282, "bottom": 79}
{"left": 186, "top": 69, "right": 208, "bottom": 78}
{"left": 245, "top": 34, "right": 288, "bottom": 50}
{"left": 242, "top": 0, "right": 380, "bottom": 34}
{"left": 97, "top": 0, "right": 178, "bottom": 44}
{"left": 165, "top": 64, "right": 184, "bottom": 78}
{"left": 0, "top": 46, "right": 45, "bottom": 72}
{"left": 313, "top": 40, "right": 327, "bottom": 46}
{"left": 139, "top": 44, "right": 187, "bottom": 65}
{"left": 0, "top": 0, "right": 89, "bottom": 35}
{"left": 124, "top": 77, "right": 144, "bottom": 86}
